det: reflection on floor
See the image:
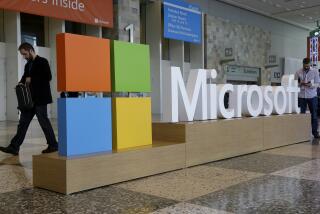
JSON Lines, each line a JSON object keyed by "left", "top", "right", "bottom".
{"left": 1, "top": 120, "right": 320, "bottom": 213}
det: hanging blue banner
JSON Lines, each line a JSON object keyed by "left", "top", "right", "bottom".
{"left": 163, "top": 0, "right": 202, "bottom": 44}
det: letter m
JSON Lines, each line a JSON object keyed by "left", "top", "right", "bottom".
{"left": 162, "top": 67, "right": 207, "bottom": 122}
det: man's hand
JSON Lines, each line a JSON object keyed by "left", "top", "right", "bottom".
{"left": 25, "top": 77, "right": 31, "bottom": 85}
{"left": 304, "top": 82, "right": 312, "bottom": 88}
{"left": 299, "top": 82, "right": 306, "bottom": 87}
{"left": 301, "top": 82, "right": 312, "bottom": 87}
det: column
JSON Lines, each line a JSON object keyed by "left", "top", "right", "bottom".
{"left": 5, "top": 11, "right": 21, "bottom": 121}
{"left": 47, "top": 18, "right": 65, "bottom": 119}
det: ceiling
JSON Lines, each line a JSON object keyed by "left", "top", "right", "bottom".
{"left": 219, "top": 0, "right": 320, "bottom": 30}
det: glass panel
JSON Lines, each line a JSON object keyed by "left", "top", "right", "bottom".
{"left": 140, "top": 0, "right": 147, "bottom": 44}
{"left": 161, "top": 4, "right": 170, "bottom": 60}
{"left": 21, "top": 13, "right": 45, "bottom": 47}
{"left": 102, "top": 1, "right": 118, "bottom": 40}
{"left": 184, "top": 42, "right": 190, "bottom": 62}
{"left": 65, "top": 21, "right": 86, "bottom": 35}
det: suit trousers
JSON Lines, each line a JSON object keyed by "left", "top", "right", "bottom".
{"left": 10, "top": 105, "right": 58, "bottom": 151}
{"left": 299, "top": 97, "right": 319, "bottom": 137}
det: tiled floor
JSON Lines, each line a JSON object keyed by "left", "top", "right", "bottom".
{"left": 0, "top": 120, "right": 320, "bottom": 213}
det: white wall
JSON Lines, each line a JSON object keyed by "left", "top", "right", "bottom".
{"left": 271, "top": 35, "right": 306, "bottom": 60}
{"left": 187, "top": 0, "right": 308, "bottom": 62}
{"left": 284, "top": 57, "right": 302, "bottom": 75}
{"left": 0, "top": 43, "right": 6, "bottom": 121}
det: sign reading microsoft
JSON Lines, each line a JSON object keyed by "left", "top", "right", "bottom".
{"left": 162, "top": 67, "right": 300, "bottom": 123}
{"left": 163, "top": 0, "right": 202, "bottom": 44}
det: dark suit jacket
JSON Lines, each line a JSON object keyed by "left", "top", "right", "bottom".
{"left": 20, "top": 55, "right": 53, "bottom": 106}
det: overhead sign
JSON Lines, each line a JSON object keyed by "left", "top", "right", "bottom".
{"left": 0, "top": 0, "right": 113, "bottom": 28}
{"left": 308, "top": 36, "right": 319, "bottom": 67}
{"left": 163, "top": 0, "right": 202, "bottom": 44}
{"left": 271, "top": 69, "right": 282, "bottom": 83}
{"left": 226, "top": 65, "right": 260, "bottom": 78}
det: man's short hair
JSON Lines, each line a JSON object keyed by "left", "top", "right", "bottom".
{"left": 303, "top": 58, "right": 311, "bottom": 64}
{"left": 18, "top": 42, "right": 35, "bottom": 52}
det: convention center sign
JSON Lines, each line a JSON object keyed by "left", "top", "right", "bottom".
{"left": 0, "top": 0, "right": 113, "bottom": 28}
{"left": 163, "top": 0, "right": 202, "bottom": 44}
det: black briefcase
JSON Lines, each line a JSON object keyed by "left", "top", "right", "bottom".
{"left": 15, "top": 84, "right": 34, "bottom": 110}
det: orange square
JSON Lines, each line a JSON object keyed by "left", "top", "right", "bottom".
{"left": 57, "top": 33, "right": 111, "bottom": 92}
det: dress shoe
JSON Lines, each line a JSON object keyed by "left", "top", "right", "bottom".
{"left": 0, "top": 146, "right": 19, "bottom": 156}
{"left": 314, "top": 134, "right": 320, "bottom": 139}
{"left": 42, "top": 145, "right": 58, "bottom": 154}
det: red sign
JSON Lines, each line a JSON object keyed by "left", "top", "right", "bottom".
{"left": 0, "top": 0, "right": 113, "bottom": 28}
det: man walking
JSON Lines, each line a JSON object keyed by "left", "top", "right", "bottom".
{"left": 0, "top": 43, "right": 58, "bottom": 155}
{"left": 295, "top": 58, "right": 320, "bottom": 138}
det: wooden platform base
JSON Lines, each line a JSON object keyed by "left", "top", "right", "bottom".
{"left": 153, "top": 114, "right": 310, "bottom": 167}
{"left": 33, "top": 141, "right": 185, "bottom": 194}
{"left": 33, "top": 114, "right": 310, "bottom": 194}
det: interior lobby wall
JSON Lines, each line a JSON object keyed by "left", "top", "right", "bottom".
{"left": 187, "top": 0, "right": 308, "bottom": 83}
{"left": 206, "top": 15, "right": 271, "bottom": 84}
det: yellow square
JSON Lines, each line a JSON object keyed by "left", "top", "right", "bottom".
{"left": 113, "top": 97, "right": 152, "bottom": 150}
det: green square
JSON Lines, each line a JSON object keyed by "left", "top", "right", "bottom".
{"left": 111, "top": 41, "right": 151, "bottom": 92}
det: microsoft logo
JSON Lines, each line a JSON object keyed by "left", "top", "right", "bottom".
{"left": 56, "top": 33, "right": 152, "bottom": 156}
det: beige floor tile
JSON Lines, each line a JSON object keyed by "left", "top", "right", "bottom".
{"left": 262, "top": 142, "right": 320, "bottom": 159}
{"left": 0, "top": 120, "right": 57, "bottom": 139}
{"left": 0, "top": 145, "right": 44, "bottom": 169}
{"left": 151, "top": 202, "right": 233, "bottom": 214}
{"left": 21, "top": 138, "right": 48, "bottom": 146}
{"left": 19, "top": 150, "right": 43, "bottom": 169}
{"left": 0, "top": 130, "right": 16, "bottom": 136}
{"left": 272, "top": 159, "right": 320, "bottom": 181}
{"left": 0, "top": 165, "right": 32, "bottom": 193}
{"left": 116, "top": 166, "right": 263, "bottom": 201}
{"left": 0, "top": 154, "right": 24, "bottom": 166}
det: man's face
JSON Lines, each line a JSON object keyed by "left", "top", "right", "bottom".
{"left": 19, "top": 49, "right": 33, "bottom": 61}
{"left": 303, "top": 63, "right": 310, "bottom": 71}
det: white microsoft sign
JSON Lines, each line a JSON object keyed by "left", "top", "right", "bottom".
{"left": 162, "top": 67, "right": 300, "bottom": 123}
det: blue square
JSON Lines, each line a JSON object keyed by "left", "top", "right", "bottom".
{"left": 58, "top": 98, "right": 112, "bottom": 157}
